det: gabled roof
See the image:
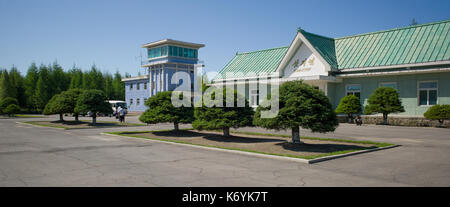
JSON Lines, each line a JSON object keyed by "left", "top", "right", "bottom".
{"left": 214, "top": 19, "right": 450, "bottom": 80}
{"left": 299, "top": 30, "right": 338, "bottom": 69}
{"left": 214, "top": 46, "right": 289, "bottom": 80}
{"left": 333, "top": 19, "right": 450, "bottom": 70}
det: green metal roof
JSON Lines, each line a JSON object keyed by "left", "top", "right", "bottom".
{"left": 214, "top": 20, "right": 450, "bottom": 80}
{"left": 300, "top": 30, "right": 339, "bottom": 69}
{"left": 214, "top": 46, "right": 289, "bottom": 80}
{"left": 333, "top": 19, "right": 450, "bottom": 69}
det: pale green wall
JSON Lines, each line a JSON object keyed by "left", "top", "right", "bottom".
{"left": 329, "top": 72, "right": 450, "bottom": 116}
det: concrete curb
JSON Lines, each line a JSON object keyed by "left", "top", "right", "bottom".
{"left": 308, "top": 145, "right": 400, "bottom": 164}
{"left": 101, "top": 132, "right": 400, "bottom": 164}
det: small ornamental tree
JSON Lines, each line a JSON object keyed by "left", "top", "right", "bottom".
{"left": 253, "top": 81, "right": 338, "bottom": 144}
{"left": 4, "top": 104, "right": 21, "bottom": 117}
{"left": 43, "top": 94, "right": 66, "bottom": 121}
{"left": 364, "top": 87, "right": 405, "bottom": 125}
{"left": 139, "top": 91, "right": 193, "bottom": 131}
{"left": 74, "top": 90, "right": 112, "bottom": 125}
{"left": 335, "top": 95, "right": 362, "bottom": 123}
{"left": 193, "top": 87, "right": 254, "bottom": 136}
{"left": 0, "top": 97, "right": 19, "bottom": 114}
{"left": 424, "top": 104, "right": 450, "bottom": 127}
{"left": 60, "top": 89, "right": 84, "bottom": 121}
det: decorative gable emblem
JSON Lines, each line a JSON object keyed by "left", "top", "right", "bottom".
{"left": 292, "top": 59, "right": 299, "bottom": 68}
{"left": 294, "top": 56, "right": 315, "bottom": 73}
{"left": 308, "top": 57, "right": 315, "bottom": 65}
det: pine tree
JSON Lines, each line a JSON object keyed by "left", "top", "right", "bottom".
{"left": 68, "top": 67, "right": 84, "bottom": 89}
{"left": 335, "top": 95, "right": 362, "bottom": 123}
{"left": 50, "top": 62, "right": 69, "bottom": 95}
{"left": 104, "top": 73, "right": 114, "bottom": 100}
{"left": 193, "top": 87, "right": 254, "bottom": 136}
{"left": 364, "top": 87, "right": 405, "bottom": 125}
{"left": 35, "top": 65, "right": 51, "bottom": 110}
{"left": 254, "top": 81, "right": 338, "bottom": 143}
{"left": 9, "top": 66, "right": 26, "bottom": 108}
{"left": 74, "top": 89, "right": 113, "bottom": 125}
{"left": 139, "top": 91, "right": 194, "bottom": 131}
{"left": 112, "top": 71, "right": 124, "bottom": 100}
{"left": 0, "top": 69, "right": 16, "bottom": 100}
{"left": 24, "top": 63, "right": 39, "bottom": 110}
{"left": 424, "top": 104, "right": 450, "bottom": 127}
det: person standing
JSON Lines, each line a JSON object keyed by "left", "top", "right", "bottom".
{"left": 117, "top": 106, "right": 123, "bottom": 122}
{"left": 119, "top": 107, "right": 126, "bottom": 123}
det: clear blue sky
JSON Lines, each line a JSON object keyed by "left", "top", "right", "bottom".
{"left": 0, "top": 0, "right": 449, "bottom": 77}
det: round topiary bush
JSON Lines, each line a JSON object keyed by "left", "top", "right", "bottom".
{"left": 424, "top": 104, "right": 450, "bottom": 127}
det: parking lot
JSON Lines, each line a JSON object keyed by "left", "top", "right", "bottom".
{"left": 1, "top": 115, "right": 449, "bottom": 186}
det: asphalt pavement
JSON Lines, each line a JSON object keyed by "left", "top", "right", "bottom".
{"left": 0, "top": 115, "right": 449, "bottom": 186}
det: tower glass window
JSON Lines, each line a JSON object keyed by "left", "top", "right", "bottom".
{"left": 178, "top": 47, "right": 183, "bottom": 57}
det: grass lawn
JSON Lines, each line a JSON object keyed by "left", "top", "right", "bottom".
{"left": 23, "top": 120, "right": 145, "bottom": 129}
{"left": 0, "top": 114, "right": 45, "bottom": 119}
{"left": 106, "top": 129, "right": 395, "bottom": 160}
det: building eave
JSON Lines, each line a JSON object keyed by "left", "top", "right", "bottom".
{"left": 142, "top": 39, "right": 205, "bottom": 49}
{"left": 337, "top": 60, "right": 450, "bottom": 72}
{"left": 121, "top": 75, "right": 149, "bottom": 82}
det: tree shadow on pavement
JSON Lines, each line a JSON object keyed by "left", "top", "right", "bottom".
{"left": 152, "top": 130, "right": 285, "bottom": 143}
{"left": 277, "top": 142, "right": 376, "bottom": 153}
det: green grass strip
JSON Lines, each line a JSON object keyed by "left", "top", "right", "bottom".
{"left": 105, "top": 129, "right": 394, "bottom": 160}
{"left": 22, "top": 120, "right": 145, "bottom": 129}
{"left": 15, "top": 114, "right": 44, "bottom": 118}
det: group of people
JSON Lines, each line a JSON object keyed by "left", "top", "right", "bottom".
{"left": 114, "top": 106, "right": 127, "bottom": 123}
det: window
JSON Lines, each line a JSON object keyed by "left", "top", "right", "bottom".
{"left": 161, "top": 46, "right": 167, "bottom": 56}
{"left": 148, "top": 49, "right": 152, "bottom": 58}
{"left": 418, "top": 81, "right": 437, "bottom": 106}
{"left": 173, "top": 46, "right": 178, "bottom": 56}
{"left": 130, "top": 99, "right": 133, "bottom": 106}
{"left": 129, "top": 83, "right": 133, "bottom": 90}
{"left": 168, "top": 46, "right": 173, "bottom": 56}
{"left": 178, "top": 47, "right": 183, "bottom": 57}
{"left": 250, "top": 90, "right": 259, "bottom": 107}
{"left": 144, "top": 98, "right": 147, "bottom": 104}
{"left": 346, "top": 84, "right": 361, "bottom": 99}
{"left": 137, "top": 83, "right": 140, "bottom": 90}
{"left": 144, "top": 82, "right": 147, "bottom": 90}
{"left": 380, "top": 82, "right": 397, "bottom": 89}
{"left": 137, "top": 98, "right": 140, "bottom": 106}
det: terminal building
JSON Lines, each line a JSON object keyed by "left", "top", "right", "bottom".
{"left": 212, "top": 19, "right": 450, "bottom": 116}
{"left": 122, "top": 39, "right": 204, "bottom": 112}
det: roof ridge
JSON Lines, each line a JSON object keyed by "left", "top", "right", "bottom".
{"left": 238, "top": 45, "right": 289, "bottom": 55}
{"left": 299, "top": 29, "right": 335, "bottom": 40}
{"left": 335, "top": 19, "right": 450, "bottom": 40}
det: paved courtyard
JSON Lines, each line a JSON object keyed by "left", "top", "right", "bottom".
{"left": 0, "top": 115, "right": 449, "bottom": 186}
